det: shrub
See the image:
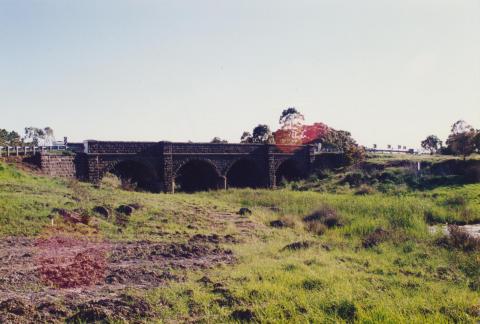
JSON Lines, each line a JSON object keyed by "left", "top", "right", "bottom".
{"left": 326, "top": 300, "right": 357, "bottom": 322}
{"left": 302, "top": 279, "right": 324, "bottom": 290}
{"left": 270, "top": 215, "right": 296, "bottom": 229}
{"left": 362, "top": 228, "right": 389, "bottom": 248}
{"left": 355, "top": 185, "right": 375, "bottom": 196}
{"left": 444, "top": 195, "right": 467, "bottom": 208}
{"left": 303, "top": 205, "right": 343, "bottom": 228}
{"left": 305, "top": 221, "right": 327, "bottom": 236}
{"left": 448, "top": 225, "right": 480, "bottom": 252}
{"left": 342, "top": 172, "right": 365, "bottom": 187}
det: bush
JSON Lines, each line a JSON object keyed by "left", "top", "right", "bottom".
{"left": 355, "top": 185, "right": 375, "bottom": 196}
{"left": 305, "top": 221, "right": 327, "bottom": 236}
{"left": 444, "top": 195, "right": 467, "bottom": 208}
{"left": 448, "top": 225, "right": 480, "bottom": 252}
{"left": 362, "top": 228, "right": 389, "bottom": 248}
{"left": 342, "top": 172, "right": 365, "bottom": 187}
{"left": 302, "top": 279, "right": 324, "bottom": 290}
{"left": 326, "top": 300, "right": 357, "bottom": 322}
{"left": 304, "top": 205, "right": 344, "bottom": 228}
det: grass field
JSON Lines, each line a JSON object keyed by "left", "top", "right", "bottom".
{"left": 0, "top": 161, "right": 479, "bottom": 323}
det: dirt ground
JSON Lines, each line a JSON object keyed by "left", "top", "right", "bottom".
{"left": 0, "top": 212, "right": 255, "bottom": 323}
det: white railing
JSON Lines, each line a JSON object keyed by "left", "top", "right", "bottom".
{"left": 0, "top": 145, "right": 68, "bottom": 157}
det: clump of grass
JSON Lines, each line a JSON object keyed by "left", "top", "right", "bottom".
{"left": 100, "top": 172, "right": 122, "bottom": 189}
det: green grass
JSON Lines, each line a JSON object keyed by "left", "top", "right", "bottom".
{"left": 365, "top": 153, "right": 480, "bottom": 164}
{"left": 0, "top": 161, "right": 479, "bottom": 323}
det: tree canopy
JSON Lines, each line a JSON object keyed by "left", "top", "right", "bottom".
{"left": 446, "top": 120, "right": 477, "bottom": 160}
{"left": 421, "top": 135, "right": 443, "bottom": 155}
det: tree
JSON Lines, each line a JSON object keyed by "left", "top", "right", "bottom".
{"left": 43, "top": 127, "right": 55, "bottom": 146}
{"left": 240, "top": 131, "right": 253, "bottom": 143}
{"left": 0, "top": 129, "right": 8, "bottom": 146}
{"left": 275, "top": 107, "right": 305, "bottom": 146}
{"left": 0, "top": 129, "right": 23, "bottom": 147}
{"left": 302, "top": 123, "right": 330, "bottom": 145}
{"left": 211, "top": 137, "right": 228, "bottom": 144}
{"left": 474, "top": 131, "right": 480, "bottom": 153}
{"left": 451, "top": 120, "right": 474, "bottom": 135}
{"left": 279, "top": 107, "right": 304, "bottom": 127}
{"left": 252, "top": 124, "right": 275, "bottom": 144}
{"left": 24, "top": 127, "right": 55, "bottom": 146}
{"left": 446, "top": 120, "right": 476, "bottom": 160}
{"left": 308, "top": 128, "right": 365, "bottom": 164}
{"left": 421, "top": 135, "right": 442, "bottom": 155}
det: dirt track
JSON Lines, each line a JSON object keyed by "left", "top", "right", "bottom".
{"left": 0, "top": 211, "right": 255, "bottom": 323}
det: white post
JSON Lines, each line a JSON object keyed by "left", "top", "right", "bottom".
{"left": 24, "top": 147, "right": 27, "bottom": 155}
{"left": 0, "top": 147, "right": 2, "bottom": 157}
{"left": 16, "top": 147, "right": 19, "bottom": 156}
{"left": 33, "top": 147, "right": 36, "bottom": 155}
{"left": 7, "top": 147, "right": 10, "bottom": 157}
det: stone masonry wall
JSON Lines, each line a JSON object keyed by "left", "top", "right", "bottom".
{"left": 39, "top": 153, "right": 88, "bottom": 179}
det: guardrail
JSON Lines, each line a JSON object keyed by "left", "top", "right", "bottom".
{"left": 0, "top": 145, "right": 68, "bottom": 157}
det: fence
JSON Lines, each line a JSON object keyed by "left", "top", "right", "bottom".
{"left": 0, "top": 145, "right": 68, "bottom": 157}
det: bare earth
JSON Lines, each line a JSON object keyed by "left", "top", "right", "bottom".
{"left": 0, "top": 212, "right": 257, "bottom": 323}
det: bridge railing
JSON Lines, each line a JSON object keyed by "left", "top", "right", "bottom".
{"left": 0, "top": 145, "right": 68, "bottom": 157}
{"left": 314, "top": 148, "right": 344, "bottom": 154}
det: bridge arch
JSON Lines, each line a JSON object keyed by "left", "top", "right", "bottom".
{"left": 226, "top": 158, "right": 264, "bottom": 188}
{"left": 174, "top": 158, "right": 223, "bottom": 193}
{"left": 107, "top": 159, "right": 161, "bottom": 192}
{"left": 275, "top": 159, "right": 304, "bottom": 185}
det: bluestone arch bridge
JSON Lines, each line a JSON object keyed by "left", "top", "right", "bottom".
{"left": 83, "top": 141, "right": 337, "bottom": 193}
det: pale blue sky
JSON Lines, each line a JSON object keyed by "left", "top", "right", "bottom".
{"left": 1, "top": 0, "right": 479, "bottom": 148}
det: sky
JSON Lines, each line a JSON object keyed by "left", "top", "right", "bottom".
{"left": 0, "top": 0, "right": 479, "bottom": 148}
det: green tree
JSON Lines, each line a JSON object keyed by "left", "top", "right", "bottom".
{"left": 240, "top": 131, "right": 253, "bottom": 143}
{"left": 474, "top": 131, "right": 480, "bottom": 153}
{"left": 0, "top": 129, "right": 8, "bottom": 146}
{"left": 446, "top": 120, "right": 476, "bottom": 160}
{"left": 276, "top": 107, "right": 305, "bottom": 145}
{"left": 279, "top": 107, "right": 304, "bottom": 126}
{"left": 314, "top": 129, "right": 365, "bottom": 164}
{"left": 252, "top": 124, "right": 275, "bottom": 144}
{"left": 211, "top": 137, "right": 228, "bottom": 144}
{"left": 421, "top": 135, "right": 442, "bottom": 155}
{"left": 24, "top": 127, "right": 55, "bottom": 146}
{"left": 0, "top": 129, "right": 23, "bottom": 147}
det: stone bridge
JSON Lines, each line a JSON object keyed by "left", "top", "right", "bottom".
{"left": 83, "top": 141, "right": 320, "bottom": 193}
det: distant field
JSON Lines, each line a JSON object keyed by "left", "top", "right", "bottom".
{"left": 366, "top": 153, "right": 480, "bottom": 164}
{"left": 0, "top": 161, "right": 479, "bottom": 323}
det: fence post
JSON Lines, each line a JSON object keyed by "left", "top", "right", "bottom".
{"left": 33, "top": 147, "right": 36, "bottom": 155}
{"left": 16, "top": 147, "right": 19, "bottom": 156}
{"left": 24, "top": 147, "right": 28, "bottom": 155}
{"left": 0, "top": 147, "right": 2, "bottom": 157}
{"left": 7, "top": 147, "right": 10, "bottom": 157}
